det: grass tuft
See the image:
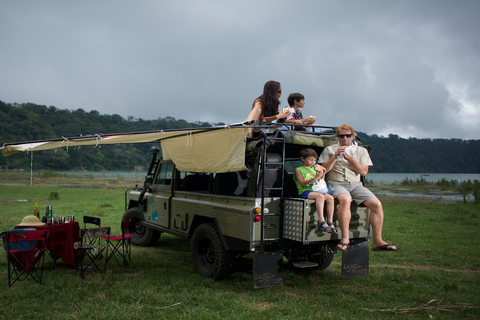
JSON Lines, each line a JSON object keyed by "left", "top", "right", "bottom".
{"left": 49, "top": 191, "right": 60, "bottom": 200}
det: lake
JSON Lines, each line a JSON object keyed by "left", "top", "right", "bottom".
{"left": 55, "top": 171, "right": 480, "bottom": 184}
{"left": 35, "top": 171, "right": 480, "bottom": 202}
{"left": 366, "top": 173, "right": 480, "bottom": 184}
{"left": 54, "top": 170, "right": 146, "bottom": 179}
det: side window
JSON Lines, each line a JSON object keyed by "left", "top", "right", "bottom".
{"left": 285, "top": 159, "right": 303, "bottom": 174}
{"left": 154, "top": 163, "right": 173, "bottom": 185}
{"left": 177, "top": 172, "right": 211, "bottom": 192}
{"left": 212, "top": 171, "right": 249, "bottom": 196}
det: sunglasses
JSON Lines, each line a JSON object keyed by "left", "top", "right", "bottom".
{"left": 277, "top": 90, "right": 282, "bottom": 93}
{"left": 337, "top": 134, "right": 353, "bottom": 138}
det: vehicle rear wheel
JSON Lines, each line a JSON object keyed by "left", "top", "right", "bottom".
{"left": 191, "top": 223, "right": 234, "bottom": 280}
{"left": 307, "top": 250, "right": 335, "bottom": 270}
{"left": 122, "top": 207, "right": 161, "bottom": 246}
{"left": 286, "top": 247, "right": 334, "bottom": 270}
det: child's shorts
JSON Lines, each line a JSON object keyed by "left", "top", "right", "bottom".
{"left": 299, "top": 189, "right": 329, "bottom": 199}
{"left": 299, "top": 190, "right": 313, "bottom": 199}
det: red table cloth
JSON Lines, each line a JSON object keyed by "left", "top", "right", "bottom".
{"left": 15, "top": 222, "right": 80, "bottom": 267}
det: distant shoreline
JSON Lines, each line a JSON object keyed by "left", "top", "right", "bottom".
{"left": 2, "top": 170, "right": 480, "bottom": 184}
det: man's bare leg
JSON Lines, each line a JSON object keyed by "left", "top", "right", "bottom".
{"left": 363, "top": 198, "right": 397, "bottom": 250}
{"left": 336, "top": 193, "right": 352, "bottom": 250}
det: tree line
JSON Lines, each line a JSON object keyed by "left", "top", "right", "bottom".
{"left": 1, "top": 101, "right": 479, "bottom": 173}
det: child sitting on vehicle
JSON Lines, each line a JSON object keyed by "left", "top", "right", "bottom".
{"left": 282, "top": 93, "right": 315, "bottom": 131}
{"left": 293, "top": 148, "right": 336, "bottom": 233}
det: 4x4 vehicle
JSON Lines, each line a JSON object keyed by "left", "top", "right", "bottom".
{"left": 122, "top": 124, "right": 371, "bottom": 288}
{"left": 1, "top": 123, "right": 371, "bottom": 287}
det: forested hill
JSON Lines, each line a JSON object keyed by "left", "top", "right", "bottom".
{"left": 1, "top": 101, "right": 479, "bottom": 173}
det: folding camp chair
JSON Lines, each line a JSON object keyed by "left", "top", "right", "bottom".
{"left": 74, "top": 227, "right": 110, "bottom": 279}
{"left": 2, "top": 229, "right": 49, "bottom": 287}
{"left": 83, "top": 216, "right": 101, "bottom": 246}
{"left": 100, "top": 219, "right": 132, "bottom": 267}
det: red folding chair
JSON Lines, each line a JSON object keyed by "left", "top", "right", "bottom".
{"left": 2, "top": 229, "right": 49, "bottom": 287}
{"left": 101, "top": 219, "right": 132, "bottom": 267}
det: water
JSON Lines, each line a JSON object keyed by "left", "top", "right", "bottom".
{"left": 366, "top": 173, "right": 479, "bottom": 202}
{"left": 54, "top": 171, "right": 480, "bottom": 183}
{"left": 54, "top": 170, "right": 147, "bottom": 179}
{"left": 49, "top": 171, "right": 478, "bottom": 202}
{"left": 371, "top": 187, "right": 474, "bottom": 202}
{"left": 366, "top": 173, "right": 480, "bottom": 184}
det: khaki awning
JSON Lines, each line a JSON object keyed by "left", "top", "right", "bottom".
{"left": 1, "top": 127, "right": 249, "bottom": 173}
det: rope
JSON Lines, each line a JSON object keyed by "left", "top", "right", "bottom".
{"left": 186, "top": 131, "right": 193, "bottom": 148}
{"left": 60, "top": 136, "right": 69, "bottom": 152}
{"left": 94, "top": 134, "right": 103, "bottom": 148}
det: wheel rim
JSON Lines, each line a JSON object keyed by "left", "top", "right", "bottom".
{"left": 198, "top": 237, "right": 215, "bottom": 268}
{"left": 132, "top": 218, "right": 145, "bottom": 237}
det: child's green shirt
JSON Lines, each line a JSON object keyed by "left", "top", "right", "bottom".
{"left": 293, "top": 166, "right": 316, "bottom": 195}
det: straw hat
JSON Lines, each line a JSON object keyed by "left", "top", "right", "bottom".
{"left": 17, "top": 215, "right": 45, "bottom": 227}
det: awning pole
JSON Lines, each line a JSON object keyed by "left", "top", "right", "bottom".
{"left": 30, "top": 151, "right": 33, "bottom": 186}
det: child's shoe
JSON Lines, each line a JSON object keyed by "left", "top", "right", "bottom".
{"left": 317, "top": 221, "right": 334, "bottom": 233}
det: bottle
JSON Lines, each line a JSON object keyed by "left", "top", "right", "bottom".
{"left": 46, "top": 205, "right": 53, "bottom": 224}
{"left": 33, "top": 202, "right": 40, "bottom": 218}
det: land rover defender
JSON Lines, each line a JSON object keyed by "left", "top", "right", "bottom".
{"left": 122, "top": 124, "right": 371, "bottom": 288}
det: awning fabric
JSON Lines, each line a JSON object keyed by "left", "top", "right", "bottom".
{"left": 1, "top": 127, "right": 249, "bottom": 173}
{"left": 161, "top": 128, "right": 247, "bottom": 172}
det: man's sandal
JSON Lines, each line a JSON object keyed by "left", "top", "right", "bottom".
{"left": 337, "top": 242, "right": 350, "bottom": 252}
{"left": 372, "top": 243, "right": 399, "bottom": 251}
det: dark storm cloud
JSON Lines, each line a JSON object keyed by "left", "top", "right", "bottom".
{"left": 1, "top": 0, "right": 479, "bottom": 139}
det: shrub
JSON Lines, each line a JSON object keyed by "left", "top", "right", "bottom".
{"left": 49, "top": 191, "right": 60, "bottom": 200}
{"left": 457, "top": 180, "right": 472, "bottom": 203}
{"left": 100, "top": 203, "right": 113, "bottom": 208}
{"left": 473, "top": 180, "right": 480, "bottom": 205}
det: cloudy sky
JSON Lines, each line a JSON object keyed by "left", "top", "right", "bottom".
{"left": 1, "top": 0, "right": 479, "bottom": 140}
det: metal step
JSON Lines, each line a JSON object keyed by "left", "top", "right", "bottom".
{"left": 265, "top": 187, "right": 283, "bottom": 191}
{"left": 291, "top": 260, "right": 319, "bottom": 268}
{"left": 263, "top": 237, "right": 281, "bottom": 241}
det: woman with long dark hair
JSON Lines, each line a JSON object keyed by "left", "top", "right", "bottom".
{"left": 246, "top": 80, "right": 289, "bottom": 136}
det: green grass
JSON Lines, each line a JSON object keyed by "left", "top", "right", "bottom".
{"left": 1, "top": 176, "right": 479, "bottom": 319}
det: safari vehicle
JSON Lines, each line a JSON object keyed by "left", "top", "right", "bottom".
{"left": 1, "top": 122, "right": 370, "bottom": 288}
{"left": 121, "top": 123, "right": 371, "bottom": 288}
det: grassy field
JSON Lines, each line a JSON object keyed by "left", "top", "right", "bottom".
{"left": 1, "top": 174, "right": 479, "bottom": 319}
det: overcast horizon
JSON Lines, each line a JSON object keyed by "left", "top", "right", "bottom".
{"left": 1, "top": 1, "right": 479, "bottom": 140}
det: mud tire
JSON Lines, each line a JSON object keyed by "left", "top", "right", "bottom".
{"left": 122, "top": 207, "right": 161, "bottom": 246}
{"left": 191, "top": 223, "right": 234, "bottom": 279}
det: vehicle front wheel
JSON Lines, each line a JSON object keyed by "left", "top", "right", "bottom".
{"left": 191, "top": 223, "right": 235, "bottom": 280}
{"left": 122, "top": 207, "right": 161, "bottom": 246}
